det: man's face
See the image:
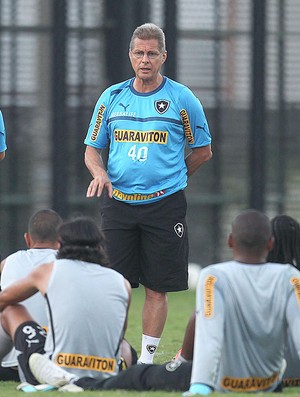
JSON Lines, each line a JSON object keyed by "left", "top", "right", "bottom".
{"left": 129, "top": 38, "right": 167, "bottom": 83}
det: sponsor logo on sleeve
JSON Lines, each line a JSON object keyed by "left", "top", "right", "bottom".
{"left": 290, "top": 277, "right": 300, "bottom": 307}
{"left": 91, "top": 104, "right": 106, "bottom": 142}
{"left": 180, "top": 109, "right": 195, "bottom": 144}
{"left": 204, "top": 275, "right": 217, "bottom": 318}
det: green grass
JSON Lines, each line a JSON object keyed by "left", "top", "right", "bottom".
{"left": 0, "top": 288, "right": 298, "bottom": 396}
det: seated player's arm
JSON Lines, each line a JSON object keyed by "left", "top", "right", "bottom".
{"left": 0, "top": 262, "right": 53, "bottom": 311}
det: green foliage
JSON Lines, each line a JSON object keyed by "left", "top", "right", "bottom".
{"left": 0, "top": 288, "right": 298, "bottom": 396}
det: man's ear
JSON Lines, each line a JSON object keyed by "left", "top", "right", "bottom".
{"left": 267, "top": 236, "right": 275, "bottom": 253}
{"left": 227, "top": 233, "right": 233, "bottom": 248}
{"left": 161, "top": 50, "right": 167, "bottom": 64}
{"left": 24, "top": 232, "right": 32, "bottom": 248}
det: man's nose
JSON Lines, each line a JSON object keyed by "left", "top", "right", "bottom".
{"left": 141, "top": 53, "right": 150, "bottom": 61}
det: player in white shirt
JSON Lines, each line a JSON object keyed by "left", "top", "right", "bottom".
{"left": 0, "top": 209, "right": 62, "bottom": 380}
{"left": 0, "top": 216, "right": 136, "bottom": 388}
{"left": 16, "top": 210, "right": 300, "bottom": 395}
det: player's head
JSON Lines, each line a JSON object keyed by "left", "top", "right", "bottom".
{"left": 267, "top": 215, "right": 300, "bottom": 268}
{"left": 129, "top": 23, "right": 166, "bottom": 53}
{"left": 56, "top": 216, "right": 109, "bottom": 266}
{"left": 26, "top": 209, "right": 63, "bottom": 246}
{"left": 228, "top": 209, "right": 273, "bottom": 257}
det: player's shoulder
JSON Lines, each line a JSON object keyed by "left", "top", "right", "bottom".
{"left": 5, "top": 248, "right": 56, "bottom": 267}
{"left": 3, "top": 249, "right": 28, "bottom": 265}
{"left": 104, "top": 78, "right": 132, "bottom": 97}
{"left": 266, "top": 261, "right": 300, "bottom": 276}
{"left": 164, "top": 77, "right": 200, "bottom": 106}
{"left": 202, "top": 261, "right": 234, "bottom": 273}
{"left": 96, "top": 78, "right": 132, "bottom": 108}
{"left": 164, "top": 77, "right": 194, "bottom": 95}
{"left": 198, "top": 261, "right": 237, "bottom": 282}
{"left": 164, "top": 77, "right": 186, "bottom": 92}
{"left": 1, "top": 250, "right": 29, "bottom": 280}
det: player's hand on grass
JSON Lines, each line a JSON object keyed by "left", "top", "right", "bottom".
{"left": 183, "top": 383, "right": 212, "bottom": 396}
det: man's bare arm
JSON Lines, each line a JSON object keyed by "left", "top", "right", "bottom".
{"left": 0, "top": 262, "right": 53, "bottom": 311}
{"left": 84, "top": 146, "right": 113, "bottom": 198}
{"left": 185, "top": 145, "right": 212, "bottom": 177}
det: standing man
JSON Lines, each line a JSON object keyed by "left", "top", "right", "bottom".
{"left": 84, "top": 22, "right": 212, "bottom": 364}
{"left": 0, "top": 109, "right": 7, "bottom": 161}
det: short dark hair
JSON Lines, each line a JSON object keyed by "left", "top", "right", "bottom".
{"left": 129, "top": 23, "right": 166, "bottom": 53}
{"left": 56, "top": 216, "right": 109, "bottom": 266}
{"left": 267, "top": 215, "right": 300, "bottom": 268}
{"left": 28, "top": 209, "right": 63, "bottom": 243}
{"left": 232, "top": 209, "right": 272, "bottom": 251}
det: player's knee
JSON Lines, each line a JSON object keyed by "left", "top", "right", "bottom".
{"left": 14, "top": 321, "right": 46, "bottom": 355}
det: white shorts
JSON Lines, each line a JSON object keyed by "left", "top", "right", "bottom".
{"left": 0, "top": 318, "right": 14, "bottom": 367}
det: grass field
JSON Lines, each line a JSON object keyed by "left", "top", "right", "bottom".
{"left": 0, "top": 288, "right": 298, "bottom": 396}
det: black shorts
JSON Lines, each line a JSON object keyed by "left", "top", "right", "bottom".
{"left": 76, "top": 361, "right": 192, "bottom": 392}
{"left": 0, "top": 366, "right": 20, "bottom": 381}
{"left": 100, "top": 190, "right": 189, "bottom": 292}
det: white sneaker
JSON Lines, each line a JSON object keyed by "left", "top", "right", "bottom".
{"left": 59, "top": 384, "right": 84, "bottom": 393}
{"left": 29, "top": 353, "right": 77, "bottom": 388}
{"left": 16, "top": 382, "right": 57, "bottom": 392}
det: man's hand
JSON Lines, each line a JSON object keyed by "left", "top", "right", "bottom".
{"left": 86, "top": 171, "right": 113, "bottom": 198}
{"left": 84, "top": 146, "right": 113, "bottom": 198}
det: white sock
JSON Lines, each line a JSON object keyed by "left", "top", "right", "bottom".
{"left": 176, "top": 352, "right": 188, "bottom": 363}
{"left": 138, "top": 334, "right": 161, "bottom": 364}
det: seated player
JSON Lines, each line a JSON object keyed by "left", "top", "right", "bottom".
{"left": 0, "top": 216, "right": 137, "bottom": 388}
{"left": 14, "top": 210, "right": 300, "bottom": 395}
{"left": 174, "top": 214, "right": 300, "bottom": 391}
{"left": 0, "top": 209, "right": 62, "bottom": 381}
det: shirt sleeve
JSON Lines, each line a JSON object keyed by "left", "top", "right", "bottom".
{"left": 0, "top": 110, "right": 7, "bottom": 152}
{"left": 286, "top": 274, "right": 300, "bottom": 360}
{"left": 84, "top": 89, "right": 110, "bottom": 149}
{"left": 179, "top": 87, "right": 212, "bottom": 149}
{"left": 0, "top": 253, "right": 23, "bottom": 290}
{"left": 190, "top": 270, "right": 224, "bottom": 388}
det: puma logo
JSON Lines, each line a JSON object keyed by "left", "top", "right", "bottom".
{"left": 119, "top": 103, "right": 129, "bottom": 112}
